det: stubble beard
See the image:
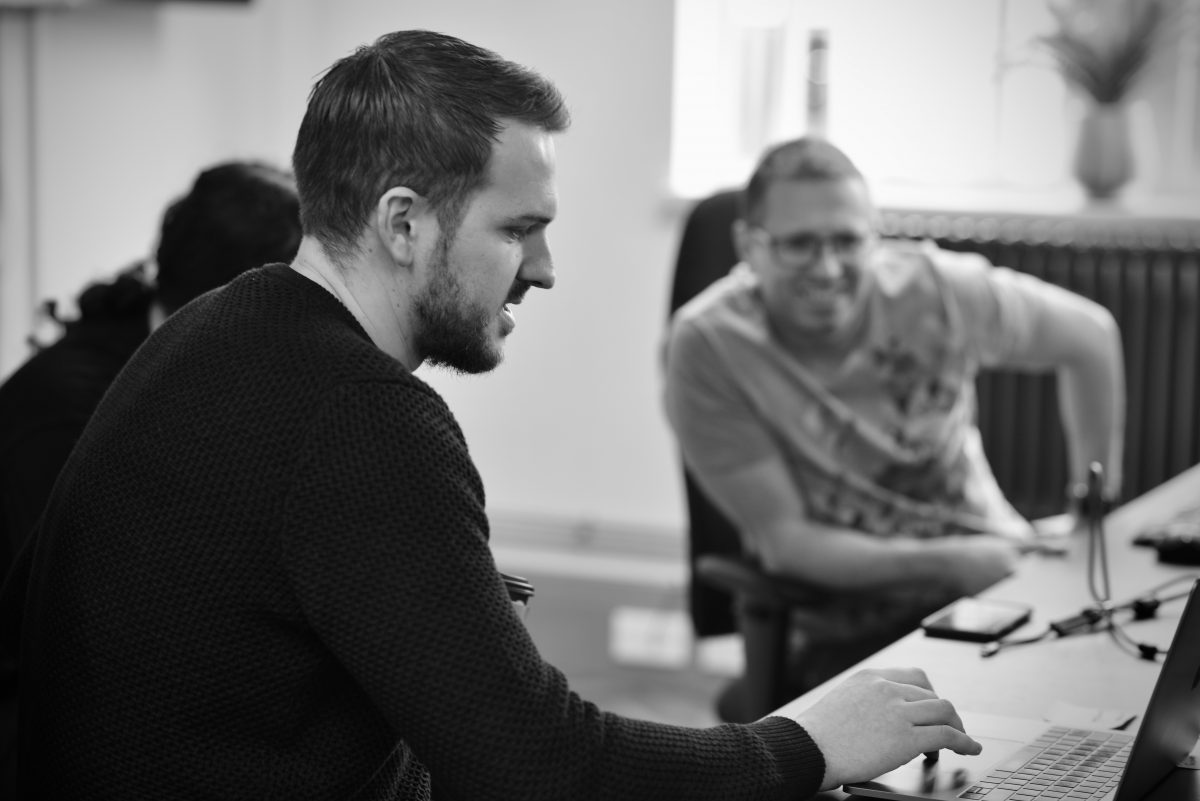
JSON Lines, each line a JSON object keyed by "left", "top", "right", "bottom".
{"left": 414, "top": 233, "right": 503, "bottom": 375}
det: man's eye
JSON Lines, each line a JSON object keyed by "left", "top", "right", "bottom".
{"left": 781, "top": 234, "right": 818, "bottom": 253}
{"left": 507, "top": 226, "right": 532, "bottom": 241}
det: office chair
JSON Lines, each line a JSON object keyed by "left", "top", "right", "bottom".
{"left": 667, "top": 190, "right": 891, "bottom": 722}
{"left": 667, "top": 189, "right": 744, "bottom": 643}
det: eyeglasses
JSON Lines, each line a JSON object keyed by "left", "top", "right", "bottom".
{"left": 750, "top": 227, "right": 873, "bottom": 268}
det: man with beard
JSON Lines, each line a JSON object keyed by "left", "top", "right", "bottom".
{"left": 6, "top": 30, "right": 983, "bottom": 801}
{"left": 663, "top": 137, "right": 1125, "bottom": 721}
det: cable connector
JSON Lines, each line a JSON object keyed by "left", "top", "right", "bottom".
{"left": 1131, "top": 597, "right": 1160, "bottom": 620}
{"left": 1050, "top": 607, "right": 1105, "bottom": 636}
{"left": 1137, "top": 643, "right": 1160, "bottom": 661}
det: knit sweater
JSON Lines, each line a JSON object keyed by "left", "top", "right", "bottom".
{"left": 15, "top": 264, "right": 825, "bottom": 800}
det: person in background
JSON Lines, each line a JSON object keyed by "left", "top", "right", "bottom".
{"left": 5, "top": 31, "right": 981, "bottom": 800}
{"left": 0, "top": 160, "right": 302, "bottom": 579}
{"left": 663, "top": 136, "right": 1125, "bottom": 721}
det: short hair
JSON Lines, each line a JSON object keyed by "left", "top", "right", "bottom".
{"left": 292, "top": 29, "right": 570, "bottom": 264}
{"left": 740, "top": 137, "right": 864, "bottom": 225}
{"left": 155, "top": 161, "right": 302, "bottom": 314}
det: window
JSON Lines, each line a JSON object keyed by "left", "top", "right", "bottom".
{"left": 670, "top": 0, "right": 1200, "bottom": 208}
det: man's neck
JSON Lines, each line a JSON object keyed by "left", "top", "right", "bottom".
{"left": 773, "top": 320, "right": 863, "bottom": 375}
{"left": 774, "top": 293, "right": 872, "bottom": 366}
{"left": 289, "top": 237, "right": 421, "bottom": 370}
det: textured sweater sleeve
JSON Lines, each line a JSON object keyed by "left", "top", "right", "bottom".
{"left": 280, "top": 379, "right": 825, "bottom": 800}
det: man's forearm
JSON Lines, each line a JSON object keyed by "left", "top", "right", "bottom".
{"left": 1056, "top": 312, "right": 1125, "bottom": 500}
{"left": 754, "top": 521, "right": 1015, "bottom": 596}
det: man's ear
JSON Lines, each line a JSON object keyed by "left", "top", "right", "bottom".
{"left": 732, "top": 219, "right": 753, "bottom": 263}
{"left": 374, "top": 187, "right": 428, "bottom": 267}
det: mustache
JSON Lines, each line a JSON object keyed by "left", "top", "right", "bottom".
{"left": 506, "top": 281, "right": 533, "bottom": 306}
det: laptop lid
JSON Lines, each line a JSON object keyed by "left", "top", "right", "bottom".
{"left": 843, "top": 579, "right": 1200, "bottom": 801}
{"left": 1113, "top": 579, "right": 1200, "bottom": 800}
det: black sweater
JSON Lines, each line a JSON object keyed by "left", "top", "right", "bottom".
{"left": 0, "top": 271, "right": 153, "bottom": 578}
{"left": 15, "top": 265, "right": 824, "bottom": 800}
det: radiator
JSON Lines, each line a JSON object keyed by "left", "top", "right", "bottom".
{"left": 880, "top": 209, "right": 1200, "bottom": 520}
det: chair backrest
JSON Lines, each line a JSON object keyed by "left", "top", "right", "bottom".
{"left": 667, "top": 189, "right": 745, "bottom": 638}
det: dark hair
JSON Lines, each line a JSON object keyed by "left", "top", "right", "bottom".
{"left": 741, "top": 137, "right": 864, "bottom": 225}
{"left": 53, "top": 160, "right": 300, "bottom": 336}
{"left": 292, "top": 29, "right": 570, "bottom": 264}
{"left": 155, "top": 161, "right": 302, "bottom": 314}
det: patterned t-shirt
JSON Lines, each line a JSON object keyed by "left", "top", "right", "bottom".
{"left": 665, "top": 239, "right": 1042, "bottom": 542}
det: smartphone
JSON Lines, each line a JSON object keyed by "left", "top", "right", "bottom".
{"left": 920, "top": 597, "right": 1033, "bottom": 643}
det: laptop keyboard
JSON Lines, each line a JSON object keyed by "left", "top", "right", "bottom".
{"left": 957, "top": 726, "right": 1132, "bottom": 800}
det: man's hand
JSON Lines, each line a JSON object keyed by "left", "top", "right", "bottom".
{"left": 791, "top": 667, "right": 982, "bottom": 790}
{"left": 1031, "top": 512, "right": 1081, "bottom": 539}
{"left": 935, "top": 534, "right": 1021, "bottom": 595}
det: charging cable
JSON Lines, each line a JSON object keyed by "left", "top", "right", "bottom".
{"left": 982, "top": 464, "right": 1198, "bottom": 660}
{"left": 1076, "top": 462, "right": 1195, "bottom": 661}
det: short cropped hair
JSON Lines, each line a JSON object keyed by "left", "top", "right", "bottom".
{"left": 155, "top": 161, "right": 302, "bottom": 314}
{"left": 292, "top": 29, "right": 571, "bottom": 264}
{"left": 741, "top": 137, "right": 864, "bottom": 225}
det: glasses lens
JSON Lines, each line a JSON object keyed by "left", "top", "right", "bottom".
{"left": 765, "top": 230, "right": 867, "bottom": 266}
{"left": 831, "top": 233, "right": 866, "bottom": 254}
{"left": 776, "top": 234, "right": 818, "bottom": 263}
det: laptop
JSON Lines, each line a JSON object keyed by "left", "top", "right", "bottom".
{"left": 843, "top": 579, "right": 1200, "bottom": 801}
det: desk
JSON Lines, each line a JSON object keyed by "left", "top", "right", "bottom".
{"left": 772, "top": 463, "right": 1200, "bottom": 799}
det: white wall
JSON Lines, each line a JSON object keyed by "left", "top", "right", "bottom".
{"left": 0, "top": 0, "right": 691, "bottom": 536}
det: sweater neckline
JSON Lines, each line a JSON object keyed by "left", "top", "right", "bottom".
{"left": 259, "top": 263, "right": 374, "bottom": 345}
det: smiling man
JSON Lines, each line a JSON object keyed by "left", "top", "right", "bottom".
{"left": 8, "top": 33, "right": 986, "bottom": 800}
{"left": 664, "top": 137, "right": 1126, "bottom": 720}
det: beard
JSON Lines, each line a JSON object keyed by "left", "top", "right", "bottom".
{"left": 413, "top": 234, "right": 505, "bottom": 375}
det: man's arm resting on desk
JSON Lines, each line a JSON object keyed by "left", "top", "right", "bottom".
{"left": 693, "top": 456, "right": 1020, "bottom": 594}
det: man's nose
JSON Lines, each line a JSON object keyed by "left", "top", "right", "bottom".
{"left": 804, "top": 242, "right": 843, "bottom": 282}
{"left": 520, "top": 233, "right": 555, "bottom": 290}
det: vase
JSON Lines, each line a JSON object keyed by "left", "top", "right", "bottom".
{"left": 1072, "top": 102, "right": 1134, "bottom": 201}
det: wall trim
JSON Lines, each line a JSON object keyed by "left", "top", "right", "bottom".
{"left": 488, "top": 512, "right": 687, "bottom": 588}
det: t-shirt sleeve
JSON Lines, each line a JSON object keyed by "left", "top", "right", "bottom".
{"left": 281, "top": 379, "right": 821, "bottom": 800}
{"left": 929, "top": 245, "right": 1043, "bottom": 368}
{"left": 664, "top": 312, "right": 779, "bottom": 477}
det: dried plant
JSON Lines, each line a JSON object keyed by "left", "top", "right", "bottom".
{"left": 1038, "top": 0, "right": 1172, "bottom": 104}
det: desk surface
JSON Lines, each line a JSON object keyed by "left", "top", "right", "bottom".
{"left": 773, "top": 463, "right": 1200, "bottom": 799}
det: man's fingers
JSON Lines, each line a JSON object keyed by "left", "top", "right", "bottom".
{"left": 915, "top": 724, "right": 983, "bottom": 757}
{"left": 861, "top": 666, "right": 935, "bottom": 693}
{"left": 903, "top": 697, "right": 965, "bottom": 731}
{"left": 889, "top": 679, "right": 938, "bottom": 704}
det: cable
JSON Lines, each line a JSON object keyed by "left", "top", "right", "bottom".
{"left": 1133, "top": 575, "right": 1199, "bottom": 604}
{"left": 1049, "top": 606, "right": 1106, "bottom": 637}
{"left": 985, "top": 594, "right": 1187, "bottom": 660}
{"left": 1105, "top": 619, "right": 1162, "bottom": 661}
{"left": 984, "top": 464, "right": 1198, "bottom": 660}
{"left": 980, "top": 626, "right": 1053, "bottom": 657}
{"left": 1083, "top": 462, "right": 1171, "bottom": 661}
{"left": 1085, "top": 462, "right": 1112, "bottom": 608}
